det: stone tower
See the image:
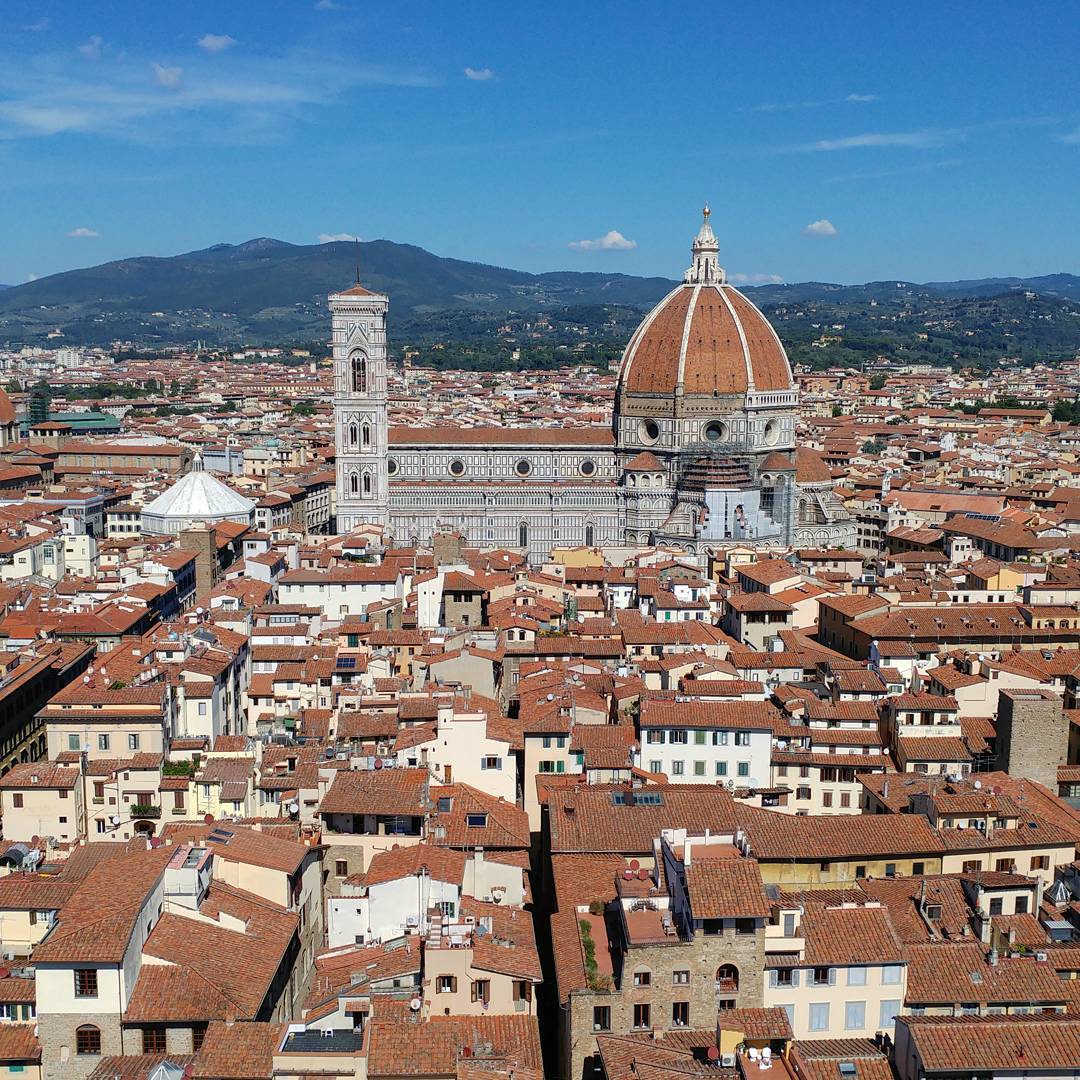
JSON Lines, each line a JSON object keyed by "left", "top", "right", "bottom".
{"left": 996, "top": 687, "right": 1066, "bottom": 789}
{"left": 331, "top": 274, "right": 389, "bottom": 533}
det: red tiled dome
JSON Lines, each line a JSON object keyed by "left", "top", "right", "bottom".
{"left": 795, "top": 447, "right": 832, "bottom": 484}
{"left": 618, "top": 282, "right": 793, "bottom": 398}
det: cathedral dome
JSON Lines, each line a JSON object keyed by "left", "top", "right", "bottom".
{"left": 617, "top": 209, "right": 794, "bottom": 400}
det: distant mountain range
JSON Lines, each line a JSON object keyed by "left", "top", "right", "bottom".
{"left": 0, "top": 236, "right": 1077, "bottom": 347}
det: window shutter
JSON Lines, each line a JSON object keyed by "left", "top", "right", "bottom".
{"left": 451, "top": 976, "right": 458, "bottom": 993}
{"left": 828, "top": 968, "right": 837, "bottom": 985}
{"left": 768, "top": 970, "right": 778, "bottom": 987}
{"left": 791, "top": 969, "right": 800, "bottom": 987}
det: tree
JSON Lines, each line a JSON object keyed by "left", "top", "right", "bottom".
{"left": 861, "top": 439, "right": 887, "bottom": 454}
{"left": 831, "top": 405, "right": 844, "bottom": 417}
{"left": 4, "top": 379, "right": 20, "bottom": 393}
{"left": 869, "top": 373, "right": 887, "bottom": 390}
{"left": 292, "top": 401, "right": 316, "bottom": 417}
{"left": 1053, "top": 399, "right": 1080, "bottom": 425}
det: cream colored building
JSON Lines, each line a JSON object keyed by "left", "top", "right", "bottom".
{"left": 0, "top": 763, "right": 83, "bottom": 845}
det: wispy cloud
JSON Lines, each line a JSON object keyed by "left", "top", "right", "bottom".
{"left": 730, "top": 272, "right": 784, "bottom": 284}
{"left": 23, "top": 18, "right": 50, "bottom": 32}
{"left": 318, "top": 232, "right": 359, "bottom": 243}
{"left": 785, "top": 116, "right": 1056, "bottom": 156}
{"left": 77, "top": 35, "right": 103, "bottom": 60}
{"left": 198, "top": 34, "right": 237, "bottom": 54}
{"left": 824, "top": 158, "right": 960, "bottom": 184}
{"left": 1061, "top": 127, "right": 1080, "bottom": 145}
{"left": 751, "top": 92, "right": 879, "bottom": 113}
{"left": 314, "top": 0, "right": 341, "bottom": 9}
{"left": 568, "top": 230, "right": 636, "bottom": 251}
{"left": 26, "top": 272, "right": 38, "bottom": 282}
{"left": 804, "top": 130, "right": 947, "bottom": 152}
{"left": 0, "top": 44, "right": 440, "bottom": 143}
{"left": 802, "top": 219, "right": 838, "bottom": 237}
{"left": 67, "top": 226, "right": 99, "bottom": 238}
{"left": 152, "top": 63, "right": 183, "bottom": 90}
{"left": 464, "top": 67, "right": 495, "bottom": 81}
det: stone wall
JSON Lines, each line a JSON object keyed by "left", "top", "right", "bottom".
{"left": 39, "top": 1011, "right": 125, "bottom": 1080}
{"left": 562, "top": 925, "right": 764, "bottom": 1080}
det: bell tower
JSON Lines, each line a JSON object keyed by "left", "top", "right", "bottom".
{"left": 331, "top": 269, "right": 389, "bottom": 533}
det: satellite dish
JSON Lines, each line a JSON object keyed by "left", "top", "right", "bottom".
{"left": 629, "top": 859, "right": 640, "bottom": 871}
{"left": 110, "top": 816, "right": 120, "bottom": 826}
{"left": 707, "top": 1047, "right": 720, "bottom": 1062}
{"left": 409, "top": 998, "right": 422, "bottom": 1011}
{"left": 203, "top": 813, "right": 215, "bottom": 825}
{"left": 287, "top": 801, "right": 299, "bottom": 815}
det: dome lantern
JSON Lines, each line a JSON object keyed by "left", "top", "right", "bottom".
{"left": 685, "top": 204, "right": 725, "bottom": 285}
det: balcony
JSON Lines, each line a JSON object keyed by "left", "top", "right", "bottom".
{"left": 130, "top": 804, "right": 162, "bottom": 819}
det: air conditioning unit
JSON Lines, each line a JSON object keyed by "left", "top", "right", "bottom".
{"left": 722, "top": 1054, "right": 736, "bottom": 1067}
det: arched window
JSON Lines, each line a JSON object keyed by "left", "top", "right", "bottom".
{"left": 76, "top": 1025, "right": 101, "bottom": 1055}
{"left": 349, "top": 424, "right": 358, "bottom": 447}
{"left": 518, "top": 522, "right": 528, "bottom": 549}
{"left": 349, "top": 473, "right": 359, "bottom": 495}
{"left": 362, "top": 424, "right": 370, "bottom": 447}
{"left": 362, "top": 473, "right": 372, "bottom": 497}
{"left": 585, "top": 525, "right": 595, "bottom": 547}
{"left": 715, "top": 964, "right": 739, "bottom": 992}
{"left": 351, "top": 352, "right": 367, "bottom": 394}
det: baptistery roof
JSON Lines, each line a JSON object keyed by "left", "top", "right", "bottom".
{"left": 617, "top": 209, "right": 795, "bottom": 400}
{"left": 142, "top": 456, "right": 255, "bottom": 521}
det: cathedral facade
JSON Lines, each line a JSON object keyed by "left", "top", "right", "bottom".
{"left": 333, "top": 211, "right": 855, "bottom": 558}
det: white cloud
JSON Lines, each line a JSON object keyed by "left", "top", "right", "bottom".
{"left": 23, "top": 18, "right": 50, "bottom": 32}
{"left": 464, "top": 67, "right": 494, "bottom": 81}
{"left": 805, "top": 130, "right": 946, "bottom": 151}
{"left": 568, "top": 230, "right": 636, "bottom": 252}
{"left": 26, "top": 272, "right": 38, "bottom": 282}
{"left": 318, "top": 232, "right": 359, "bottom": 243}
{"left": 67, "top": 226, "right": 99, "bottom": 238}
{"left": 802, "top": 219, "right": 838, "bottom": 238}
{"left": 314, "top": 0, "right": 340, "bottom": 9}
{"left": 0, "top": 45, "right": 439, "bottom": 141}
{"left": 1061, "top": 127, "right": 1080, "bottom": 145}
{"left": 153, "top": 63, "right": 183, "bottom": 90}
{"left": 752, "top": 92, "right": 878, "bottom": 113}
{"left": 198, "top": 34, "right": 237, "bottom": 54}
{"left": 78, "top": 35, "right": 103, "bottom": 60}
{"left": 729, "top": 272, "right": 784, "bottom": 284}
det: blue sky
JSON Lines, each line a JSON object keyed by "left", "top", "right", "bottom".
{"left": 1, "top": 0, "right": 1077, "bottom": 286}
